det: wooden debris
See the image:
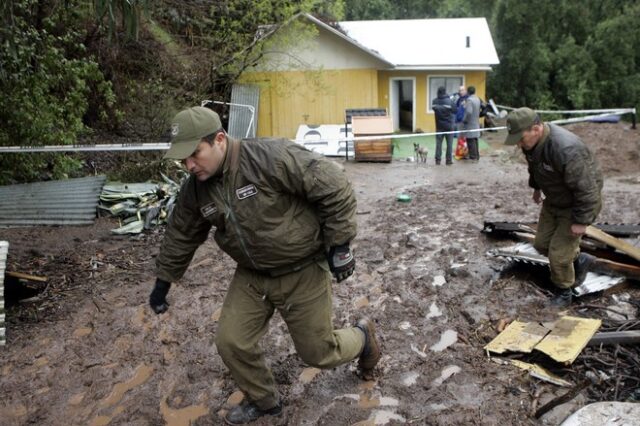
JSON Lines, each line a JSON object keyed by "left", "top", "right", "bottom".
{"left": 6, "top": 271, "right": 48, "bottom": 283}
{"left": 588, "top": 330, "right": 640, "bottom": 346}
{"left": 534, "top": 380, "right": 590, "bottom": 419}
{"left": 585, "top": 225, "right": 640, "bottom": 262}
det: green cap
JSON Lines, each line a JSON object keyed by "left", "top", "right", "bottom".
{"left": 504, "top": 107, "right": 538, "bottom": 145}
{"left": 164, "top": 106, "right": 222, "bottom": 160}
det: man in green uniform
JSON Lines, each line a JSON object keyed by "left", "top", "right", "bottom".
{"left": 148, "top": 106, "right": 381, "bottom": 424}
{"left": 505, "top": 107, "right": 603, "bottom": 307}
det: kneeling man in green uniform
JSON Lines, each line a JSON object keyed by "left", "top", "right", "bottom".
{"left": 505, "top": 107, "right": 603, "bottom": 307}
{"left": 149, "top": 106, "right": 381, "bottom": 424}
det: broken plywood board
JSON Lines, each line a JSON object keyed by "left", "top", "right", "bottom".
{"left": 485, "top": 316, "right": 601, "bottom": 364}
{"left": 534, "top": 316, "right": 601, "bottom": 364}
{"left": 484, "top": 321, "right": 550, "bottom": 354}
{"left": 510, "top": 360, "right": 573, "bottom": 387}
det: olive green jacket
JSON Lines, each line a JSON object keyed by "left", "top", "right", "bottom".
{"left": 156, "top": 137, "right": 357, "bottom": 282}
{"left": 525, "top": 123, "right": 603, "bottom": 224}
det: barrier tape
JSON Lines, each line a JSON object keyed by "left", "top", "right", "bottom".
{"left": 0, "top": 127, "right": 506, "bottom": 153}
{"left": 496, "top": 105, "right": 636, "bottom": 115}
{"left": 1, "top": 105, "right": 634, "bottom": 153}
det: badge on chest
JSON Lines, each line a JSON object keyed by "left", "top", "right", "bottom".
{"left": 200, "top": 202, "right": 218, "bottom": 217}
{"left": 236, "top": 184, "right": 258, "bottom": 200}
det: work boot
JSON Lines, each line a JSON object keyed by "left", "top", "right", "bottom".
{"left": 356, "top": 318, "right": 381, "bottom": 373}
{"left": 549, "top": 288, "right": 573, "bottom": 308}
{"left": 574, "top": 253, "right": 595, "bottom": 286}
{"left": 224, "top": 401, "right": 283, "bottom": 425}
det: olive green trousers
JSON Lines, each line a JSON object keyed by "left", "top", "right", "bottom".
{"left": 534, "top": 203, "right": 582, "bottom": 289}
{"left": 215, "top": 260, "right": 365, "bottom": 409}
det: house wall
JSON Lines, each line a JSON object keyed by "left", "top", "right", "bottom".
{"left": 255, "top": 24, "right": 390, "bottom": 71}
{"left": 241, "top": 69, "right": 379, "bottom": 138}
{"left": 377, "top": 70, "right": 488, "bottom": 132}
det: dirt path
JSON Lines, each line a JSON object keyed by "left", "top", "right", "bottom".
{"left": 0, "top": 123, "right": 638, "bottom": 425}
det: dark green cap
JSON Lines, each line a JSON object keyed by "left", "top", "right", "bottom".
{"left": 504, "top": 107, "right": 538, "bottom": 145}
{"left": 164, "top": 106, "right": 222, "bottom": 160}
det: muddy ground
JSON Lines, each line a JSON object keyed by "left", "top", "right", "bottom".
{"left": 0, "top": 122, "right": 639, "bottom": 425}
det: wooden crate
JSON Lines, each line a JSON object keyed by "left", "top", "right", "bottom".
{"left": 352, "top": 116, "right": 394, "bottom": 163}
{"left": 354, "top": 138, "right": 393, "bottom": 162}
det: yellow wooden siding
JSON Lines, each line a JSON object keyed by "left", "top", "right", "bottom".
{"left": 377, "top": 70, "right": 488, "bottom": 132}
{"left": 240, "top": 69, "right": 379, "bottom": 138}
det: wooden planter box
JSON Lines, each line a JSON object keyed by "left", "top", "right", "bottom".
{"left": 352, "top": 116, "right": 394, "bottom": 163}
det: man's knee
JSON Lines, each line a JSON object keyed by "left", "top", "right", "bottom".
{"left": 215, "top": 324, "right": 243, "bottom": 358}
{"left": 297, "top": 344, "right": 332, "bottom": 368}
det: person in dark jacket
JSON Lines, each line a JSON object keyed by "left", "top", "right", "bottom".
{"left": 463, "top": 86, "right": 482, "bottom": 162}
{"left": 505, "top": 107, "right": 603, "bottom": 307}
{"left": 431, "top": 86, "right": 456, "bottom": 165}
{"left": 149, "top": 106, "right": 381, "bottom": 424}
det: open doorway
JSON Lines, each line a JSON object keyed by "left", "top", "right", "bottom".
{"left": 390, "top": 78, "right": 415, "bottom": 132}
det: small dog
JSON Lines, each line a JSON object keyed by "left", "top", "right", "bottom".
{"left": 414, "top": 143, "right": 428, "bottom": 163}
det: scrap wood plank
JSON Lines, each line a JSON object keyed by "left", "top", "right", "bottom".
{"left": 585, "top": 225, "right": 640, "bottom": 262}
{"left": 591, "top": 257, "right": 640, "bottom": 281}
{"left": 5, "top": 271, "right": 47, "bottom": 283}
{"left": 588, "top": 330, "right": 640, "bottom": 346}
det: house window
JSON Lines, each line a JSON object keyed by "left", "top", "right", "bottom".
{"left": 427, "top": 76, "right": 463, "bottom": 112}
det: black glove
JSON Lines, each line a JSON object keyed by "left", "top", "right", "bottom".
{"left": 149, "top": 278, "right": 171, "bottom": 314}
{"left": 327, "top": 244, "right": 355, "bottom": 283}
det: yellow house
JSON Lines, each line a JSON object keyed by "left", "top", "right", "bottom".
{"left": 239, "top": 14, "right": 499, "bottom": 139}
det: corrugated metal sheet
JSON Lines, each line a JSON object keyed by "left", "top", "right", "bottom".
{"left": 487, "top": 242, "right": 625, "bottom": 296}
{"left": 0, "top": 176, "right": 106, "bottom": 226}
{"left": 0, "top": 241, "right": 7, "bottom": 346}
{"left": 229, "top": 84, "right": 259, "bottom": 139}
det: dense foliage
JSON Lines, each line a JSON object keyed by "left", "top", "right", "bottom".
{"left": 0, "top": 0, "right": 116, "bottom": 183}
{"left": 346, "top": 0, "right": 640, "bottom": 110}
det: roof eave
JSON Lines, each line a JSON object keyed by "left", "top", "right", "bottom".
{"left": 392, "top": 64, "right": 497, "bottom": 71}
{"left": 302, "top": 13, "right": 394, "bottom": 68}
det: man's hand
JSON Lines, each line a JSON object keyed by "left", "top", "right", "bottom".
{"left": 328, "top": 244, "right": 355, "bottom": 283}
{"left": 571, "top": 224, "right": 587, "bottom": 237}
{"left": 532, "top": 189, "right": 543, "bottom": 204}
{"left": 149, "top": 279, "right": 171, "bottom": 314}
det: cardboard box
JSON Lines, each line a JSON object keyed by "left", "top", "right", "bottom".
{"left": 351, "top": 116, "right": 394, "bottom": 163}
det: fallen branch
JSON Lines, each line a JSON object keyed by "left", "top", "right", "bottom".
{"left": 534, "top": 380, "right": 590, "bottom": 419}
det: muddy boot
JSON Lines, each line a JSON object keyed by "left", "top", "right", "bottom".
{"left": 356, "top": 318, "right": 381, "bottom": 378}
{"left": 224, "top": 401, "right": 283, "bottom": 425}
{"left": 549, "top": 289, "right": 573, "bottom": 307}
{"left": 574, "top": 253, "right": 595, "bottom": 286}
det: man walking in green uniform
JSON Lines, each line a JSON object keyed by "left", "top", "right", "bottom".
{"left": 149, "top": 106, "right": 381, "bottom": 424}
{"left": 505, "top": 107, "right": 603, "bottom": 307}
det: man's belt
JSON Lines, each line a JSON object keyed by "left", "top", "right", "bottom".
{"left": 257, "top": 251, "right": 326, "bottom": 278}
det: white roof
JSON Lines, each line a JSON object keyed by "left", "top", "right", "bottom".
{"left": 337, "top": 18, "right": 499, "bottom": 69}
